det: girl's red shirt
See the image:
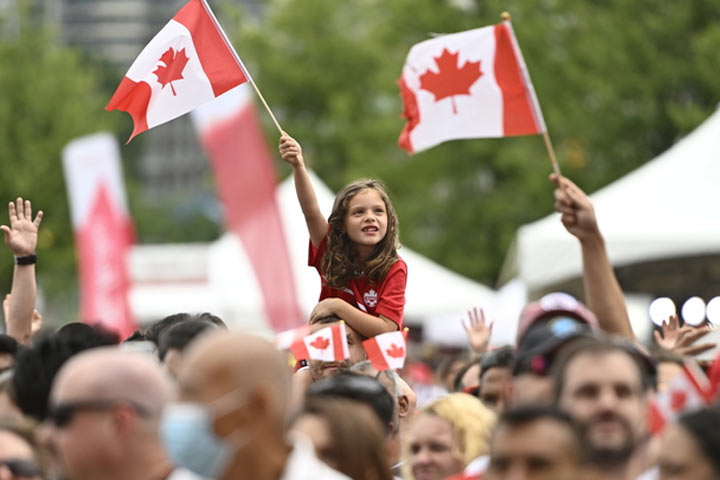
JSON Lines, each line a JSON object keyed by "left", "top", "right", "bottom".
{"left": 308, "top": 233, "right": 407, "bottom": 329}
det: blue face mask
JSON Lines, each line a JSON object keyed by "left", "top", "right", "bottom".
{"left": 160, "top": 402, "right": 242, "bottom": 479}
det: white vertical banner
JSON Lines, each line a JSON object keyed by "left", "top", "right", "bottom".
{"left": 62, "top": 133, "right": 136, "bottom": 337}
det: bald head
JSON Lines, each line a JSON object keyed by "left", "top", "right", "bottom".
{"left": 178, "top": 331, "right": 290, "bottom": 422}
{"left": 52, "top": 347, "right": 174, "bottom": 415}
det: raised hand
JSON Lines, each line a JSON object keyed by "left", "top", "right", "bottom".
{"left": 461, "top": 307, "right": 493, "bottom": 355}
{"left": 0, "top": 198, "right": 43, "bottom": 256}
{"left": 279, "top": 133, "right": 305, "bottom": 168}
{"left": 550, "top": 174, "right": 600, "bottom": 242}
{"left": 653, "top": 314, "right": 682, "bottom": 351}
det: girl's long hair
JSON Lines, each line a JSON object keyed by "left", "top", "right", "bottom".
{"left": 322, "top": 179, "right": 399, "bottom": 288}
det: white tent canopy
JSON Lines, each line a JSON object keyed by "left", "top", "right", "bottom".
{"left": 508, "top": 106, "right": 720, "bottom": 292}
{"left": 131, "top": 171, "right": 498, "bottom": 341}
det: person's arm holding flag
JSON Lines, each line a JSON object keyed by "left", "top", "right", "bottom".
{"left": 550, "top": 174, "right": 634, "bottom": 339}
{"left": 278, "top": 134, "right": 328, "bottom": 248}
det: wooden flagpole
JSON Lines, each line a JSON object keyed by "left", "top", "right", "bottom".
{"left": 501, "top": 12, "right": 562, "bottom": 178}
{"left": 202, "top": 0, "right": 284, "bottom": 134}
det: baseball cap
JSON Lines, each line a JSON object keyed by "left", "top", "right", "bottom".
{"left": 516, "top": 292, "right": 598, "bottom": 346}
{"left": 513, "top": 320, "right": 595, "bottom": 376}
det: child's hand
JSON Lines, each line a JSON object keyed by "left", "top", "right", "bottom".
{"left": 279, "top": 133, "right": 304, "bottom": 168}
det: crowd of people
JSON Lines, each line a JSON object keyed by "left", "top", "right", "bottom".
{"left": 0, "top": 133, "right": 717, "bottom": 480}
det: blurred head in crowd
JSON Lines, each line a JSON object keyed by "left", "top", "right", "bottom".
{"left": 12, "top": 323, "right": 119, "bottom": 421}
{"left": 478, "top": 347, "right": 514, "bottom": 413}
{"left": 552, "top": 337, "right": 654, "bottom": 472}
{"left": 0, "top": 334, "right": 20, "bottom": 375}
{"left": 452, "top": 357, "right": 482, "bottom": 395}
{"left": 143, "top": 312, "right": 226, "bottom": 346}
{"left": 291, "top": 396, "right": 392, "bottom": 480}
{"left": 511, "top": 303, "right": 597, "bottom": 407}
{"left": 658, "top": 407, "right": 720, "bottom": 480}
{"left": 158, "top": 319, "right": 219, "bottom": 378}
{"left": 43, "top": 348, "right": 174, "bottom": 480}
{"left": 308, "top": 315, "right": 367, "bottom": 381}
{"left": 352, "top": 361, "right": 417, "bottom": 467}
{"left": 0, "top": 420, "right": 44, "bottom": 480}
{"left": 486, "top": 406, "right": 586, "bottom": 480}
{"left": 307, "top": 372, "right": 395, "bottom": 434}
{"left": 436, "top": 354, "right": 470, "bottom": 393}
{"left": 405, "top": 393, "right": 495, "bottom": 480}
{"left": 164, "top": 331, "right": 293, "bottom": 480}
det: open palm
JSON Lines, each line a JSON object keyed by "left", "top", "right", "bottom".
{"left": 1, "top": 198, "right": 43, "bottom": 256}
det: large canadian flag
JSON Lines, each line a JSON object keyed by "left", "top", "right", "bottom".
{"left": 398, "top": 21, "right": 546, "bottom": 153}
{"left": 647, "top": 363, "right": 714, "bottom": 434}
{"left": 192, "top": 86, "right": 304, "bottom": 332}
{"left": 62, "top": 133, "right": 136, "bottom": 338}
{"left": 106, "top": 0, "right": 247, "bottom": 141}
{"left": 291, "top": 323, "right": 350, "bottom": 362}
{"left": 363, "top": 330, "right": 408, "bottom": 371}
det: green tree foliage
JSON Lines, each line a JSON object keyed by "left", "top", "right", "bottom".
{"left": 227, "top": 0, "right": 720, "bottom": 285}
{"left": 0, "top": 15, "right": 118, "bottom": 305}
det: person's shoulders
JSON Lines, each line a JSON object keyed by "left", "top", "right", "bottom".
{"left": 281, "top": 435, "right": 351, "bottom": 480}
{"left": 387, "top": 256, "right": 408, "bottom": 275}
{"left": 167, "top": 468, "right": 210, "bottom": 480}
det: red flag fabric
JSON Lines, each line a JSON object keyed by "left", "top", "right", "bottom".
{"left": 290, "top": 323, "right": 350, "bottom": 362}
{"left": 363, "top": 330, "right": 408, "bottom": 371}
{"left": 106, "top": 0, "right": 247, "bottom": 141}
{"left": 62, "top": 133, "right": 136, "bottom": 338}
{"left": 192, "top": 86, "right": 304, "bottom": 332}
{"left": 398, "top": 21, "right": 545, "bottom": 153}
{"left": 647, "top": 362, "right": 714, "bottom": 434}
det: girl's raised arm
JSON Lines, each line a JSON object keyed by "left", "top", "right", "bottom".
{"left": 279, "top": 133, "right": 328, "bottom": 247}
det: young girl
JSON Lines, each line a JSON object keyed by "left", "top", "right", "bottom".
{"left": 279, "top": 133, "right": 406, "bottom": 337}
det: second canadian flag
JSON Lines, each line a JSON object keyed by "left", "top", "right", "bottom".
{"left": 363, "top": 330, "right": 409, "bottom": 371}
{"left": 398, "top": 21, "right": 546, "bottom": 153}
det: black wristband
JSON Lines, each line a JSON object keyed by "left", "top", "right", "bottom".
{"left": 14, "top": 254, "right": 37, "bottom": 265}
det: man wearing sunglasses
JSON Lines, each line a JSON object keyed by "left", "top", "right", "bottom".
{"left": 41, "top": 348, "right": 203, "bottom": 480}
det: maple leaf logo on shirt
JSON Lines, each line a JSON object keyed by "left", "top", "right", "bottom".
{"left": 310, "top": 336, "right": 330, "bottom": 351}
{"left": 153, "top": 47, "right": 190, "bottom": 96}
{"left": 419, "top": 48, "right": 483, "bottom": 114}
{"left": 385, "top": 343, "right": 405, "bottom": 359}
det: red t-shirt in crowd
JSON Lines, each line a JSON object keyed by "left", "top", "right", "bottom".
{"left": 308, "top": 234, "right": 407, "bottom": 329}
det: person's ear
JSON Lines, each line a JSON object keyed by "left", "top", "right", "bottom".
{"left": 397, "top": 394, "right": 411, "bottom": 419}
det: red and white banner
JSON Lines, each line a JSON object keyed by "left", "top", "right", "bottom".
{"left": 274, "top": 324, "right": 311, "bottom": 351}
{"left": 192, "top": 86, "right": 304, "bottom": 332}
{"left": 106, "top": 0, "right": 247, "bottom": 141}
{"left": 398, "top": 21, "right": 546, "bottom": 153}
{"left": 363, "top": 330, "right": 408, "bottom": 371}
{"left": 648, "top": 363, "right": 714, "bottom": 434}
{"left": 291, "top": 323, "right": 349, "bottom": 362}
{"left": 62, "top": 133, "right": 136, "bottom": 338}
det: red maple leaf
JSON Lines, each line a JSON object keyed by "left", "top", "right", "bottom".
{"left": 419, "top": 49, "right": 483, "bottom": 114}
{"left": 153, "top": 47, "right": 190, "bottom": 96}
{"left": 670, "top": 390, "right": 688, "bottom": 411}
{"left": 385, "top": 343, "right": 405, "bottom": 359}
{"left": 310, "top": 336, "right": 330, "bottom": 351}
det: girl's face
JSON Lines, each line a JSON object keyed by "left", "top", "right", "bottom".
{"left": 343, "top": 188, "right": 388, "bottom": 258}
{"left": 408, "top": 414, "right": 463, "bottom": 480}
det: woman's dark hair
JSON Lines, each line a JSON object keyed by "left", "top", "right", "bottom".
{"left": 292, "top": 396, "right": 392, "bottom": 480}
{"left": 323, "top": 179, "right": 399, "bottom": 287}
